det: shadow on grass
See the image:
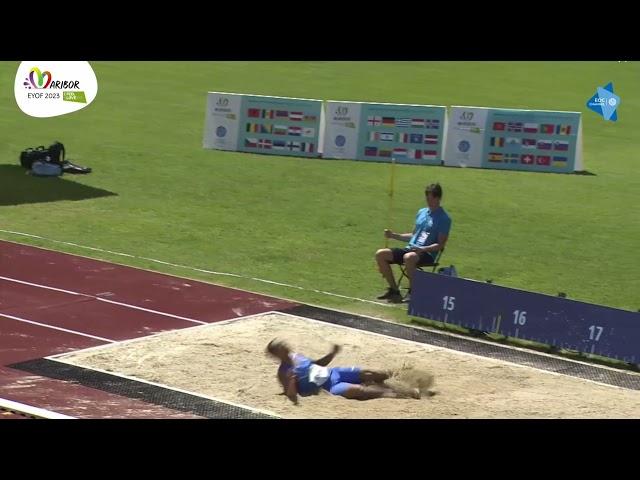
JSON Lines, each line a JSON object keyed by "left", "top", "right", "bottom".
{"left": 0, "top": 164, "right": 117, "bottom": 206}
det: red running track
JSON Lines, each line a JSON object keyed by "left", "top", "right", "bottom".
{"left": 0, "top": 240, "right": 297, "bottom": 418}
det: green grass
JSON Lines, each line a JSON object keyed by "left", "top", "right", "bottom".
{"left": 1, "top": 61, "right": 638, "bottom": 335}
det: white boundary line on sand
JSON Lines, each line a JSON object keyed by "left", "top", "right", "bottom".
{"left": 46, "top": 312, "right": 270, "bottom": 360}
{"left": 48, "top": 356, "right": 280, "bottom": 419}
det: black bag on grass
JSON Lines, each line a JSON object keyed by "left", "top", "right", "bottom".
{"left": 20, "top": 141, "right": 91, "bottom": 174}
{"left": 20, "top": 141, "right": 65, "bottom": 169}
{"left": 20, "top": 145, "right": 48, "bottom": 169}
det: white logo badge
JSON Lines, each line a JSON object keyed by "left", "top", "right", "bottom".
{"left": 15, "top": 61, "right": 98, "bottom": 118}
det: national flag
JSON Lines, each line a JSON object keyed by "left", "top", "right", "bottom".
{"left": 554, "top": 140, "right": 569, "bottom": 151}
{"left": 505, "top": 153, "right": 520, "bottom": 164}
{"left": 506, "top": 137, "right": 521, "bottom": 146}
{"left": 378, "top": 149, "right": 392, "bottom": 158}
{"left": 288, "top": 126, "right": 302, "bottom": 136}
{"left": 367, "top": 116, "right": 382, "bottom": 126}
{"left": 423, "top": 150, "right": 437, "bottom": 160}
{"left": 303, "top": 115, "right": 317, "bottom": 122}
{"left": 522, "top": 138, "right": 537, "bottom": 148}
{"left": 379, "top": 132, "right": 394, "bottom": 142}
{"left": 273, "top": 140, "right": 286, "bottom": 150}
{"left": 276, "top": 110, "right": 289, "bottom": 118}
{"left": 488, "top": 152, "right": 503, "bottom": 162}
{"left": 406, "top": 133, "right": 421, "bottom": 143}
{"left": 248, "top": 108, "right": 261, "bottom": 118}
{"left": 395, "top": 118, "right": 411, "bottom": 128}
{"left": 302, "top": 142, "right": 314, "bottom": 153}
{"left": 490, "top": 137, "right": 505, "bottom": 147}
{"left": 507, "top": 122, "right": 523, "bottom": 132}
{"left": 537, "top": 140, "right": 552, "bottom": 150}
{"left": 411, "top": 118, "right": 426, "bottom": 128}
{"left": 552, "top": 156, "right": 568, "bottom": 167}
{"left": 556, "top": 124, "right": 572, "bottom": 135}
{"left": 364, "top": 146, "right": 378, "bottom": 156}
{"left": 493, "top": 122, "right": 506, "bottom": 131}
{"left": 287, "top": 141, "right": 301, "bottom": 151}
{"left": 273, "top": 125, "right": 288, "bottom": 135}
{"left": 369, "top": 132, "right": 380, "bottom": 141}
{"left": 262, "top": 109, "right": 275, "bottom": 119}
{"left": 521, "top": 154, "right": 535, "bottom": 165}
{"left": 258, "top": 139, "right": 272, "bottom": 149}
{"left": 408, "top": 149, "right": 423, "bottom": 160}
{"left": 536, "top": 155, "right": 551, "bottom": 166}
{"left": 289, "top": 111, "right": 303, "bottom": 121}
{"left": 523, "top": 123, "right": 538, "bottom": 133}
{"left": 398, "top": 133, "right": 410, "bottom": 143}
{"left": 302, "top": 127, "right": 315, "bottom": 138}
{"left": 245, "top": 123, "right": 252, "bottom": 133}
{"left": 540, "top": 124, "right": 555, "bottom": 134}
{"left": 260, "top": 124, "right": 272, "bottom": 134}
{"left": 425, "top": 119, "right": 440, "bottom": 129}
{"left": 393, "top": 148, "right": 407, "bottom": 157}
{"left": 424, "top": 134, "right": 438, "bottom": 145}
{"left": 382, "top": 117, "right": 395, "bottom": 126}
{"left": 245, "top": 138, "right": 258, "bottom": 148}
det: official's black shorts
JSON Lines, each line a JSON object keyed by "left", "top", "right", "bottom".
{"left": 390, "top": 248, "right": 435, "bottom": 266}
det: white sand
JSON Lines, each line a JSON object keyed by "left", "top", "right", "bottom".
{"left": 56, "top": 313, "right": 640, "bottom": 419}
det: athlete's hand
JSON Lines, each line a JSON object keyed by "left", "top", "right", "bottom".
{"left": 384, "top": 229, "right": 393, "bottom": 239}
{"left": 332, "top": 344, "right": 342, "bottom": 355}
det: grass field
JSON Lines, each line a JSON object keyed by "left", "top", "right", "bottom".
{"left": 1, "top": 61, "right": 638, "bottom": 333}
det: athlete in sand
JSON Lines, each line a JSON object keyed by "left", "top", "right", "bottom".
{"left": 266, "top": 338, "right": 423, "bottom": 405}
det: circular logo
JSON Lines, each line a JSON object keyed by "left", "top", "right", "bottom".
{"left": 608, "top": 98, "right": 617, "bottom": 106}
{"left": 335, "top": 135, "right": 346, "bottom": 147}
{"left": 458, "top": 140, "right": 470, "bottom": 152}
{"left": 216, "top": 126, "right": 227, "bottom": 138}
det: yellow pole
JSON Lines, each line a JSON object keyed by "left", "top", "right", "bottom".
{"left": 385, "top": 157, "right": 396, "bottom": 248}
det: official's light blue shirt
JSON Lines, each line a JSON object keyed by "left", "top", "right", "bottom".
{"left": 408, "top": 207, "right": 452, "bottom": 261}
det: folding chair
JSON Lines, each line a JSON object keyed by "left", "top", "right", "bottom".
{"left": 397, "top": 248, "right": 445, "bottom": 292}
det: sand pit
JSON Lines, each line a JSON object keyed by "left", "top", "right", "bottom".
{"left": 54, "top": 312, "right": 640, "bottom": 419}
